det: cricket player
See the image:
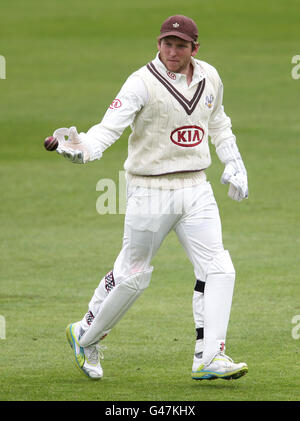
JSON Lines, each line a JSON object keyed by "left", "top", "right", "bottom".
{"left": 50, "top": 15, "right": 249, "bottom": 381}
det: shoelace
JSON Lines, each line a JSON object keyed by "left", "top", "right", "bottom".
{"left": 96, "top": 344, "right": 107, "bottom": 360}
{"left": 85, "top": 344, "right": 107, "bottom": 364}
{"left": 215, "top": 352, "right": 233, "bottom": 363}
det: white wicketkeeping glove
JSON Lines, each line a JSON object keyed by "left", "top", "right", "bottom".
{"left": 221, "top": 162, "right": 248, "bottom": 202}
{"left": 216, "top": 138, "right": 248, "bottom": 202}
{"left": 54, "top": 126, "right": 91, "bottom": 164}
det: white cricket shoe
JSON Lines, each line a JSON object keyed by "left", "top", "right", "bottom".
{"left": 192, "top": 352, "right": 248, "bottom": 380}
{"left": 66, "top": 322, "right": 104, "bottom": 380}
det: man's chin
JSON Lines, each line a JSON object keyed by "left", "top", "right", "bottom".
{"left": 167, "top": 62, "right": 181, "bottom": 73}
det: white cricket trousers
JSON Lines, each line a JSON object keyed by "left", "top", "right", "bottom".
{"left": 114, "top": 181, "right": 224, "bottom": 282}
{"left": 84, "top": 181, "right": 236, "bottom": 364}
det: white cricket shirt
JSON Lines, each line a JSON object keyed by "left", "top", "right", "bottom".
{"left": 83, "top": 53, "right": 235, "bottom": 188}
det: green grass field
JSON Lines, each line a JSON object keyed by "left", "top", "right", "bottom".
{"left": 0, "top": 0, "right": 299, "bottom": 402}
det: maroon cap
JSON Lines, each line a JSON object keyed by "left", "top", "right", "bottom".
{"left": 158, "top": 15, "right": 198, "bottom": 43}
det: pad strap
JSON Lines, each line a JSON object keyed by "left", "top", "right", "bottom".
{"left": 194, "top": 279, "right": 205, "bottom": 293}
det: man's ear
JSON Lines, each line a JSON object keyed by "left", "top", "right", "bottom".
{"left": 192, "top": 42, "right": 200, "bottom": 57}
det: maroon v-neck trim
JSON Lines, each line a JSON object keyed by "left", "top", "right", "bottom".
{"left": 146, "top": 61, "right": 206, "bottom": 116}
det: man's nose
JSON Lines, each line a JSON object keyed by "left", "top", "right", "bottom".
{"left": 169, "top": 47, "right": 177, "bottom": 56}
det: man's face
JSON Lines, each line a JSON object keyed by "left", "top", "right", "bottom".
{"left": 158, "top": 36, "right": 199, "bottom": 74}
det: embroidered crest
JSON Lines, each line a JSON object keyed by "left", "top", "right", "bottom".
{"left": 205, "top": 94, "right": 214, "bottom": 109}
{"left": 173, "top": 22, "right": 179, "bottom": 28}
{"left": 166, "top": 70, "right": 176, "bottom": 80}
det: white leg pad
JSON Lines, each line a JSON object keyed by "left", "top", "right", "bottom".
{"left": 202, "top": 250, "right": 235, "bottom": 365}
{"left": 79, "top": 267, "right": 153, "bottom": 347}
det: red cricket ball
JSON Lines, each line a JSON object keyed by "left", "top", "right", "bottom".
{"left": 44, "top": 136, "right": 58, "bottom": 151}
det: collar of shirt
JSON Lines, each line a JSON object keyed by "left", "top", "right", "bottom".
{"left": 152, "top": 52, "right": 206, "bottom": 89}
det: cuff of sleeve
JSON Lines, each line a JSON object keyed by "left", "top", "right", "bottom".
{"left": 79, "top": 132, "right": 103, "bottom": 161}
{"left": 216, "top": 136, "right": 240, "bottom": 164}
{"left": 216, "top": 137, "right": 247, "bottom": 175}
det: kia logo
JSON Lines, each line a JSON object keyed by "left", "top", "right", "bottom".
{"left": 170, "top": 126, "right": 204, "bottom": 147}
